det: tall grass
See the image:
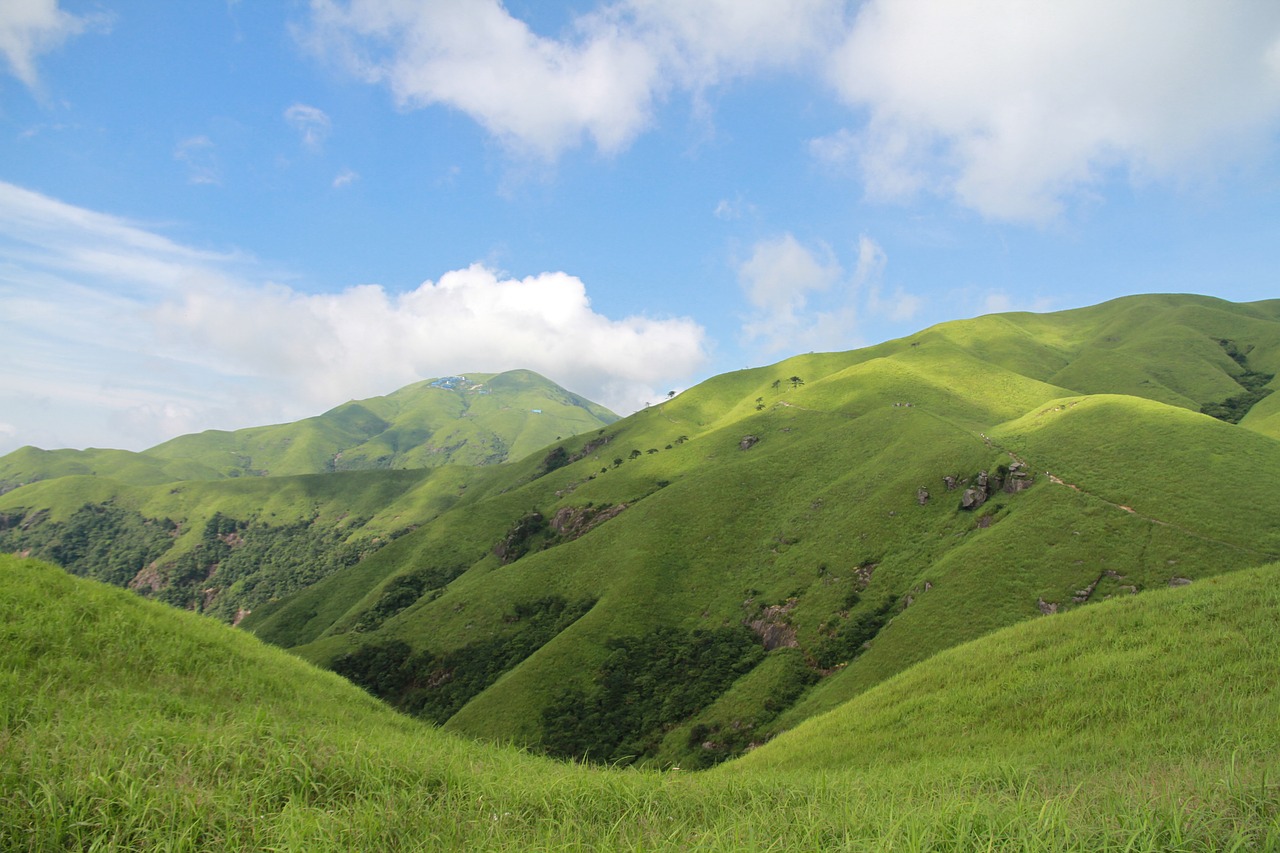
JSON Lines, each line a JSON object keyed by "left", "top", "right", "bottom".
{"left": 4, "top": 555, "right": 1278, "bottom": 850}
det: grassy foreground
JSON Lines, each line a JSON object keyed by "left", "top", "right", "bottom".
{"left": 2, "top": 553, "right": 1278, "bottom": 850}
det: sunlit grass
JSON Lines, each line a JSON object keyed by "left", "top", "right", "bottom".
{"left": 4, "top": 554, "right": 1278, "bottom": 850}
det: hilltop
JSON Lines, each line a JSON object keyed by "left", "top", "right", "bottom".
{"left": 0, "top": 368, "right": 616, "bottom": 488}
{"left": 3, "top": 554, "right": 1276, "bottom": 849}
{"left": 3, "top": 293, "right": 1279, "bottom": 768}
{"left": 0, "top": 370, "right": 615, "bottom": 619}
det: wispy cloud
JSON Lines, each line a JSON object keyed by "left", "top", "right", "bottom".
{"left": 174, "top": 136, "right": 220, "bottom": 185}
{"left": 0, "top": 181, "right": 708, "bottom": 453}
{"left": 736, "top": 232, "right": 921, "bottom": 353}
{"left": 332, "top": 168, "right": 359, "bottom": 188}
{"left": 284, "top": 102, "right": 331, "bottom": 150}
{"left": 0, "top": 0, "right": 107, "bottom": 89}
{"left": 737, "top": 233, "right": 843, "bottom": 352}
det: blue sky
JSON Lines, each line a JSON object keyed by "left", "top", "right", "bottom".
{"left": 2, "top": 1, "right": 1280, "bottom": 454}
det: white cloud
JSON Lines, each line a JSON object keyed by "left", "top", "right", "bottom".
{"left": 0, "top": 181, "right": 708, "bottom": 453}
{"left": 825, "top": 0, "right": 1280, "bottom": 222}
{"left": 856, "top": 234, "right": 920, "bottom": 323}
{"left": 332, "top": 168, "right": 359, "bottom": 187}
{"left": 737, "top": 232, "right": 924, "bottom": 354}
{"left": 302, "top": 0, "right": 842, "bottom": 159}
{"left": 0, "top": 0, "right": 103, "bottom": 89}
{"left": 737, "top": 233, "right": 844, "bottom": 352}
{"left": 713, "top": 196, "right": 755, "bottom": 220}
{"left": 174, "top": 136, "right": 220, "bottom": 185}
{"left": 285, "top": 102, "right": 332, "bottom": 149}
{"left": 153, "top": 264, "right": 708, "bottom": 418}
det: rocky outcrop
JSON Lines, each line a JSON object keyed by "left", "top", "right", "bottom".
{"left": 957, "top": 461, "right": 1034, "bottom": 510}
{"left": 1003, "top": 460, "right": 1033, "bottom": 493}
{"left": 747, "top": 599, "right": 799, "bottom": 650}
{"left": 739, "top": 435, "right": 760, "bottom": 451}
{"left": 549, "top": 503, "right": 628, "bottom": 540}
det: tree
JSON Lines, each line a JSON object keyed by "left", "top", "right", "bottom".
{"left": 628, "top": 449, "right": 642, "bottom": 460}
{"left": 667, "top": 390, "right": 676, "bottom": 399}
{"left": 789, "top": 375, "right": 805, "bottom": 388}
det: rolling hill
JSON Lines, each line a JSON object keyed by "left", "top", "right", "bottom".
{"left": 244, "top": 293, "right": 1280, "bottom": 767}
{"left": 0, "top": 368, "right": 617, "bottom": 490}
{"left": 0, "top": 370, "right": 616, "bottom": 620}
{"left": 3, "top": 553, "right": 1276, "bottom": 849}
{"left": 3, "top": 293, "right": 1279, "bottom": 770}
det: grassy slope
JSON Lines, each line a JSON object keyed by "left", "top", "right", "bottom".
{"left": 3, "top": 293, "right": 1278, "bottom": 767}
{"left": 144, "top": 369, "right": 617, "bottom": 476}
{"left": 3, "top": 554, "right": 1277, "bottom": 850}
{"left": 245, "top": 294, "right": 1280, "bottom": 763}
{"left": 0, "top": 369, "right": 617, "bottom": 487}
{"left": 0, "top": 370, "right": 615, "bottom": 621}
{"left": 732, "top": 561, "right": 1280, "bottom": 777}
{"left": 0, "top": 446, "right": 221, "bottom": 493}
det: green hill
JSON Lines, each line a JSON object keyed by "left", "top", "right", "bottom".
{"left": 241, "top": 293, "right": 1280, "bottom": 768}
{"left": 0, "top": 369, "right": 617, "bottom": 489}
{"left": 0, "top": 370, "right": 615, "bottom": 620}
{"left": 3, "top": 293, "right": 1279, "bottom": 771}
{"left": 146, "top": 369, "right": 618, "bottom": 477}
{"left": 3, "top": 554, "right": 1276, "bottom": 849}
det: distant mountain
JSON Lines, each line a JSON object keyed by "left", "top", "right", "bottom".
{"left": 3, "top": 294, "right": 1279, "bottom": 771}
{"left": 0, "top": 370, "right": 616, "bottom": 620}
{"left": 0, "top": 370, "right": 617, "bottom": 492}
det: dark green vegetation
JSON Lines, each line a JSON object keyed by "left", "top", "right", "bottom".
{"left": 4, "top": 293, "right": 1280, "bottom": 776}
{"left": 1199, "top": 338, "right": 1275, "bottom": 422}
{"left": 4, "top": 555, "right": 1277, "bottom": 849}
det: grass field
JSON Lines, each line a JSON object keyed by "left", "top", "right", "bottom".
{"left": 3, "top": 553, "right": 1278, "bottom": 850}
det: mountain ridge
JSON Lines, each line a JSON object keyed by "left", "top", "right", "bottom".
{"left": 1, "top": 368, "right": 617, "bottom": 489}
{"left": 3, "top": 292, "right": 1279, "bottom": 770}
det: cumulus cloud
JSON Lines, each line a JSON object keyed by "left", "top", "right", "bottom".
{"left": 0, "top": 0, "right": 104, "bottom": 89}
{"left": 302, "top": 0, "right": 842, "bottom": 159}
{"left": 284, "top": 102, "right": 332, "bottom": 149}
{"left": 153, "top": 264, "right": 708, "bottom": 418}
{"left": 825, "top": 0, "right": 1280, "bottom": 221}
{"left": 0, "top": 181, "right": 707, "bottom": 453}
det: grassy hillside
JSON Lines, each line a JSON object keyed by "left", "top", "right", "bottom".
{"left": 0, "top": 370, "right": 615, "bottom": 620}
{"left": 3, "top": 554, "right": 1276, "bottom": 850}
{"left": 4, "top": 293, "right": 1279, "bottom": 770}
{"left": 240, "top": 294, "right": 1280, "bottom": 768}
{"left": 0, "top": 369, "right": 617, "bottom": 487}
{"left": 146, "top": 369, "right": 617, "bottom": 477}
